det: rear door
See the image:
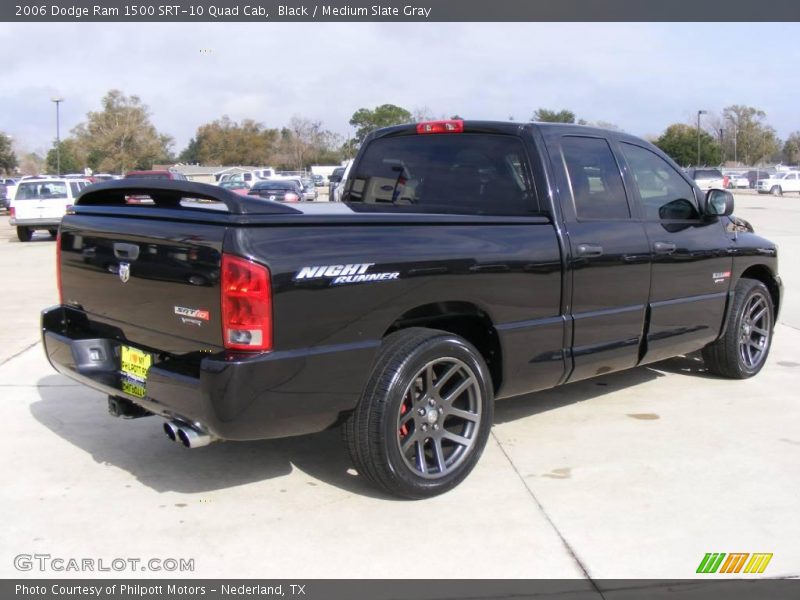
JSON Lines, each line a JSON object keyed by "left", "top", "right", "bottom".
{"left": 617, "top": 141, "right": 732, "bottom": 363}
{"left": 547, "top": 134, "right": 651, "bottom": 382}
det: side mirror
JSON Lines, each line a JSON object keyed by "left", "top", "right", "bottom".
{"left": 705, "top": 188, "right": 734, "bottom": 217}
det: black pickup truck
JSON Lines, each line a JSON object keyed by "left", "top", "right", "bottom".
{"left": 42, "top": 121, "right": 782, "bottom": 498}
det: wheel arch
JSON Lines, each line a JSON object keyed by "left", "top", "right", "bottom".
{"left": 740, "top": 264, "right": 781, "bottom": 317}
{"left": 383, "top": 301, "right": 502, "bottom": 393}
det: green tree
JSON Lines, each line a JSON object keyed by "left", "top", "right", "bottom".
{"left": 348, "top": 104, "right": 413, "bottom": 151}
{"left": 72, "top": 90, "right": 173, "bottom": 173}
{"left": 721, "top": 105, "right": 780, "bottom": 165}
{"left": 181, "top": 116, "right": 279, "bottom": 166}
{"left": 46, "top": 139, "right": 85, "bottom": 174}
{"left": 532, "top": 108, "right": 576, "bottom": 123}
{"left": 654, "top": 123, "right": 721, "bottom": 166}
{"left": 0, "top": 132, "right": 17, "bottom": 175}
{"left": 782, "top": 132, "right": 800, "bottom": 165}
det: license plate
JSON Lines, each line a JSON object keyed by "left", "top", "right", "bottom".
{"left": 120, "top": 345, "right": 152, "bottom": 383}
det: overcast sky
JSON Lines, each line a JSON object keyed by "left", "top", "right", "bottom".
{"left": 1, "top": 22, "right": 798, "bottom": 155}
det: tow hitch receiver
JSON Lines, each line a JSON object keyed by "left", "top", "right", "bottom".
{"left": 108, "top": 395, "right": 151, "bottom": 419}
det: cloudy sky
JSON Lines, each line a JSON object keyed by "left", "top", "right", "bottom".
{"left": 1, "top": 22, "right": 798, "bottom": 155}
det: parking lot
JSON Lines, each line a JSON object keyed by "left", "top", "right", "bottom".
{"left": 0, "top": 192, "right": 798, "bottom": 580}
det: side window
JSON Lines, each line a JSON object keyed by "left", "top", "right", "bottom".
{"left": 560, "top": 136, "right": 629, "bottom": 220}
{"left": 69, "top": 182, "right": 81, "bottom": 197}
{"left": 621, "top": 143, "right": 698, "bottom": 220}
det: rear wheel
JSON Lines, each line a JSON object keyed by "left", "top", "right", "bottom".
{"left": 48, "top": 229, "right": 58, "bottom": 238}
{"left": 702, "top": 278, "right": 774, "bottom": 378}
{"left": 344, "top": 328, "right": 493, "bottom": 499}
{"left": 770, "top": 185, "right": 782, "bottom": 196}
{"left": 16, "top": 226, "right": 32, "bottom": 242}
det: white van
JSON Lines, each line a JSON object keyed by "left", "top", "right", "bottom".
{"left": 9, "top": 178, "right": 91, "bottom": 241}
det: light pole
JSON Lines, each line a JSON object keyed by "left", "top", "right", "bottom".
{"left": 51, "top": 97, "right": 64, "bottom": 176}
{"left": 696, "top": 109, "right": 707, "bottom": 166}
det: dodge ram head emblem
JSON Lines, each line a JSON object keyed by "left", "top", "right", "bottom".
{"left": 119, "top": 262, "right": 131, "bottom": 283}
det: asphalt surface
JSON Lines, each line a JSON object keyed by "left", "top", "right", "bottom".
{"left": 0, "top": 192, "right": 797, "bottom": 579}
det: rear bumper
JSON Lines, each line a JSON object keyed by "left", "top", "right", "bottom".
{"left": 10, "top": 217, "right": 62, "bottom": 227}
{"left": 42, "top": 306, "right": 377, "bottom": 441}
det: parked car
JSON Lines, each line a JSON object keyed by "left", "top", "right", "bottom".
{"left": 756, "top": 171, "right": 800, "bottom": 195}
{"left": 9, "top": 177, "right": 91, "bottom": 241}
{"left": 328, "top": 166, "right": 346, "bottom": 200}
{"left": 248, "top": 179, "right": 302, "bottom": 202}
{"left": 124, "top": 170, "right": 188, "bottom": 181}
{"left": 300, "top": 178, "right": 318, "bottom": 201}
{"left": 312, "top": 174, "right": 325, "bottom": 186}
{"left": 741, "top": 169, "right": 772, "bottom": 189}
{"left": 218, "top": 170, "right": 274, "bottom": 188}
{"left": 724, "top": 173, "right": 749, "bottom": 189}
{"left": 331, "top": 161, "right": 353, "bottom": 203}
{"left": 42, "top": 121, "right": 781, "bottom": 498}
{"left": 686, "top": 168, "right": 725, "bottom": 191}
{"left": 218, "top": 180, "right": 251, "bottom": 195}
{"left": 0, "top": 184, "right": 8, "bottom": 211}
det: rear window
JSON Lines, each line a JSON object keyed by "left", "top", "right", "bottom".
{"left": 344, "top": 134, "right": 536, "bottom": 215}
{"left": 16, "top": 182, "right": 68, "bottom": 200}
{"left": 254, "top": 181, "right": 295, "bottom": 191}
{"left": 694, "top": 169, "right": 723, "bottom": 179}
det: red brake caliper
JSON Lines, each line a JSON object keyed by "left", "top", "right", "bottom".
{"left": 399, "top": 402, "right": 409, "bottom": 437}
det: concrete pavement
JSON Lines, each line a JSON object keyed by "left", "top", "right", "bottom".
{"left": 0, "top": 193, "right": 797, "bottom": 579}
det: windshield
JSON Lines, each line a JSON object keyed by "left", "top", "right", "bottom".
{"left": 16, "top": 181, "right": 68, "bottom": 200}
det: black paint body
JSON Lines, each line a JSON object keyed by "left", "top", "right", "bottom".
{"left": 42, "top": 123, "right": 782, "bottom": 440}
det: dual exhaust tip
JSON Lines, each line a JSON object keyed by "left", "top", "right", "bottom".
{"left": 163, "top": 420, "right": 213, "bottom": 449}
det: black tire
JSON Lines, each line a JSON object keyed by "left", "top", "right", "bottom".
{"left": 702, "top": 279, "right": 774, "bottom": 379}
{"left": 48, "top": 228, "right": 58, "bottom": 238}
{"left": 344, "top": 328, "right": 494, "bottom": 499}
{"left": 16, "top": 226, "right": 32, "bottom": 242}
{"left": 770, "top": 185, "right": 782, "bottom": 196}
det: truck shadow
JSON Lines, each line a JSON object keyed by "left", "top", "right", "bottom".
{"left": 494, "top": 352, "right": 718, "bottom": 424}
{"left": 31, "top": 375, "right": 391, "bottom": 499}
{"left": 31, "top": 353, "right": 718, "bottom": 498}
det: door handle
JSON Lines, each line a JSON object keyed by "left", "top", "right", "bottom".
{"left": 575, "top": 243, "right": 604, "bottom": 257}
{"left": 653, "top": 241, "right": 677, "bottom": 255}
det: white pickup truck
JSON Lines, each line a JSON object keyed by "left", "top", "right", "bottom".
{"left": 756, "top": 171, "right": 800, "bottom": 195}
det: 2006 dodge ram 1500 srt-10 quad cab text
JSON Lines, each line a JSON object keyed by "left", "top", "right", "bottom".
{"left": 42, "top": 120, "right": 782, "bottom": 498}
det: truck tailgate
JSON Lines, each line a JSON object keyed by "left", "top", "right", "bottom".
{"left": 60, "top": 213, "right": 225, "bottom": 354}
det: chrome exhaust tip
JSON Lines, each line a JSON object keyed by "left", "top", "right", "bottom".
{"left": 175, "top": 423, "right": 213, "bottom": 449}
{"left": 163, "top": 421, "right": 179, "bottom": 442}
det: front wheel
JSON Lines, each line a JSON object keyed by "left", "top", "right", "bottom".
{"left": 344, "top": 328, "right": 494, "bottom": 499}
{"left": 702, "top": 278, "right": 774, "bottom": 378}
{"left": 16, "top": 226, "right": 32, "bottom": 242}
{"left": 770, "top": 185, "right": 782, "bottom": 196}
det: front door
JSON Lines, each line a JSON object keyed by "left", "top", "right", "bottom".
{"left": 617, "top": 141, "right": 733, "bottom": 364}
{"left": 549, "top": 134, "right": 652, "bottom": 382}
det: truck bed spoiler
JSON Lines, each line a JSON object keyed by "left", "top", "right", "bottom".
{"left": 75, "top": 179, "right": 302, "bottom": 215}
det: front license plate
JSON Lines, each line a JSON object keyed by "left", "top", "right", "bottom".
{"left": 120, "top": 345, "right": 153, "bottom": 383}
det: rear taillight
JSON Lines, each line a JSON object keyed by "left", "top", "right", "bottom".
{"left": 221, "top": 254, "right": 272, "bottom": 352}
{"left": 9, "top": 206, "right": 15, "bottom": 218}
{"left": 56, "top": 230, "right": 63, "bottom": 304}
{"left": 416, "top": 120, "right": 464, "bottom": 134}
{"left": 284, "top": 192, "right": 300, "bottom": 202}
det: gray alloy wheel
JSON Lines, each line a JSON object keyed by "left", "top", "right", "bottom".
{"left": 703, "top": 278, "right": 775, "bottom": 379}
{"left": 396, "top": 357, "right": 482, "bottom": 479}
{"left": 343, "top": 327, "right": 493, "bottom": 499}
{"left": 738, "top": 291, "right": 771, "bottom": 370}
